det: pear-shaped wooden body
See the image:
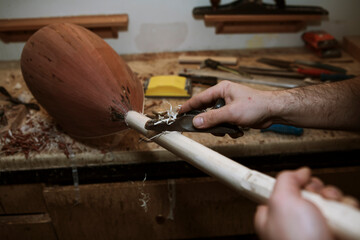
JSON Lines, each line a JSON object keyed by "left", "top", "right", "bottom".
{"left": 21, "top": 23, "right": 143, "bottom": 138}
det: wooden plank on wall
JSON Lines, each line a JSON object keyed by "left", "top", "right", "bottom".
{"left": 0, "top": 14, "right": 128, "bottom": 42}
{"left": 204, "top": 14, "right": 325, "bottom": 34}
{"left": 204, "top": 14, "right": 325, "bottom": 23}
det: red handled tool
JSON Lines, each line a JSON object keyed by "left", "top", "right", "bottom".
{"left": 257, "top": 58, "right": 353, "bottom": 81}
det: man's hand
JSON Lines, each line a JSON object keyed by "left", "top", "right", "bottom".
{"left": 180, "top": 81, "right": 275, "bottom": 129}
{"left": 254, "top": 167, "right": 359, "bottom": 240}
{"left": 180, "top": 78, "right": 360, "bottom": 131}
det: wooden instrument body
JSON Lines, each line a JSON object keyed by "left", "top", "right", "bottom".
{"left": 21, "top": 23, "right": 143, "bottom": 138}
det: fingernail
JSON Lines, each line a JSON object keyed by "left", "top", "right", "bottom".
{"left": 193, "top": 116, "right": 204, "bottom": 127}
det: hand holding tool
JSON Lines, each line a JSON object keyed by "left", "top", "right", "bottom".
{"left": 21, "top": 23, "right": 360, "bottom": 240}
{"left": 145, "top": 99, "right": 244, "bottom": 138}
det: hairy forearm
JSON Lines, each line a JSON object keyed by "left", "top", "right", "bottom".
{"left": 270, "top": 77, "right": 360, "bottom": 130}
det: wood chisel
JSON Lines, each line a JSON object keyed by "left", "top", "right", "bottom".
{"left": 258, "top": 57, "right": 347, "bottom": 74}
{"left": 201, "top": 58, "right": 252, "bottom": 78}
{"left": 257, "top": 58, "right": 355, "bottom": 81}
{"left": 178, "top": 69, "right": 309, "bottom": 88}
{"left": 237, "top": 66, "right": 306, "bottom": 79}
{"left": 294, "top": 59, "right": 347, "bottom": 73}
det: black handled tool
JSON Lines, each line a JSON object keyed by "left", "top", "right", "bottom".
{"left": 0, "top": 86, "right": 40, "bottom": 110}
{"left": 202, "top": 58, "right": 252, "bottom": 79}
{"left": 145, "top": 98, "right": 244, "bottom": 138}
{"left": 257, "top": 58, "right": 347, "bottom": 74}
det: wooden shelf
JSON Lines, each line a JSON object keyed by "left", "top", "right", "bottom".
{"left": 0, "top": 14, "right": 128, "bottom": 42}
{"left": 204, "top": 14, "right": 326, "bottom": 34}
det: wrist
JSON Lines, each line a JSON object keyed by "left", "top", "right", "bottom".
{"left": 264, "top": 90, "right": 291, "bottom": 125}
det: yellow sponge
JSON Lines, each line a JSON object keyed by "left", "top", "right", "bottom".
{"left": 144, "top": 75, "right": 191, "bottom": 98}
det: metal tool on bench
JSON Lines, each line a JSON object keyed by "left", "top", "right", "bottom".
{"left": 258, "top": 57, "right": 347, "bottom": 74}
{"left": 261, "top": 124, "right": 303, "bottom": 136}
{"left": 302, "top": 30, "right": 342, "bottom": 58}
{"left": 257, "top": 58, "right": 355, "bottom": 81}
{"left": 193, "top": 0, "right": 328, "bottom": 16}
{"left": 145, "top": 98, "right": 244, "bottom": 138}
{"left": 178, "top": 68, "right": 308, "bottom": 88}
{"left": 236, "top": 66, "right": 306, "bottom": 79}
{"left": 201, "top": 58, "right": 252, "bottom": 78}
{"left": 0, "top": 86, "right": 40, "bottom": 110}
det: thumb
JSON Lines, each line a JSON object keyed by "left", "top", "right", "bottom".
{"left": 193, "top": 107, "right": 232, "bottom": 129}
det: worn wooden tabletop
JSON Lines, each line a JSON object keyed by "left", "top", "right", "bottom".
{"left": 1, "top": 47, "right": 360, "bottom": 171}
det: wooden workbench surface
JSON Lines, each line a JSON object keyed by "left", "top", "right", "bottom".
{"left": 1, "top": 47, "right": 360, "bottom": 172}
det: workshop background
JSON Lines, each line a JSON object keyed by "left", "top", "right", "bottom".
{"left": 1, "top": 0, "right": 360, "bottom": 60}
{"left": 1, "top": 1, "right": 360, "bottom": 240}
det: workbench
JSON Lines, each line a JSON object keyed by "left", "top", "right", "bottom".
{"left": 1, "top": 47, "right": 360, "bottom": 240}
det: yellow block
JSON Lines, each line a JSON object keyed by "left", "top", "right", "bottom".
{"left": 144, "top": 75, "right": 191, "bottom": 98}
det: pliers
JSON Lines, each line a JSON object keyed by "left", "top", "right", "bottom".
{"left": 145, "top": 99, "right": 244, "bottom": 139}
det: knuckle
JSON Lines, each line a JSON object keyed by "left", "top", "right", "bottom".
{"left": 276, "top": 170, "right": 292, "bottom": 181}
{"left": 221, "top": 80, "right": 232, "bottom": 91}
{"left": 204, "top": 111, "right": 217, "bottom": 125}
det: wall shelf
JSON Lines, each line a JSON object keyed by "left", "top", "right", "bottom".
{"left": 0, "top": 14, "right": 128, "bottom": 42}
{"left": 203, "top": 14, "right": 326, "bottom": 34}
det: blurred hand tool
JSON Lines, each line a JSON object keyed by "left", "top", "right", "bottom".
{"left": 302, "top": 31, "right": 341, "bottom": 58}
{"left": 241, "top": 65, "right": 354, "bottom": 80}
{"left": 258, "top": 57, "right": 347, "bottom": 74}
{"left": 0, "top": 86, "right": 40, "bottom": 110}
{"left": 261, "top": 124, "right": 303, "bottom": 136}
{"left": 237, "top": 66, "right": 306, "bottom": 79}
{"left": 178, "top": 69, "right": 309, "bottom": 88}
{"left": 201, "top": 58, "right": 252, "bottom": 78}
{"left": 179, "top": 55, "right": 238, "bottom": 65}
{"left": 294, "top": 59, "right": 347, "bottom": 73}
{"left": 320, "top": 73, "right": 355, "bottom": 82}
{"left": 179, "top": 74, "right": 218, "bottom": 86}
{"left": 302, "top": 31, "right": 338, "bottom": 49}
